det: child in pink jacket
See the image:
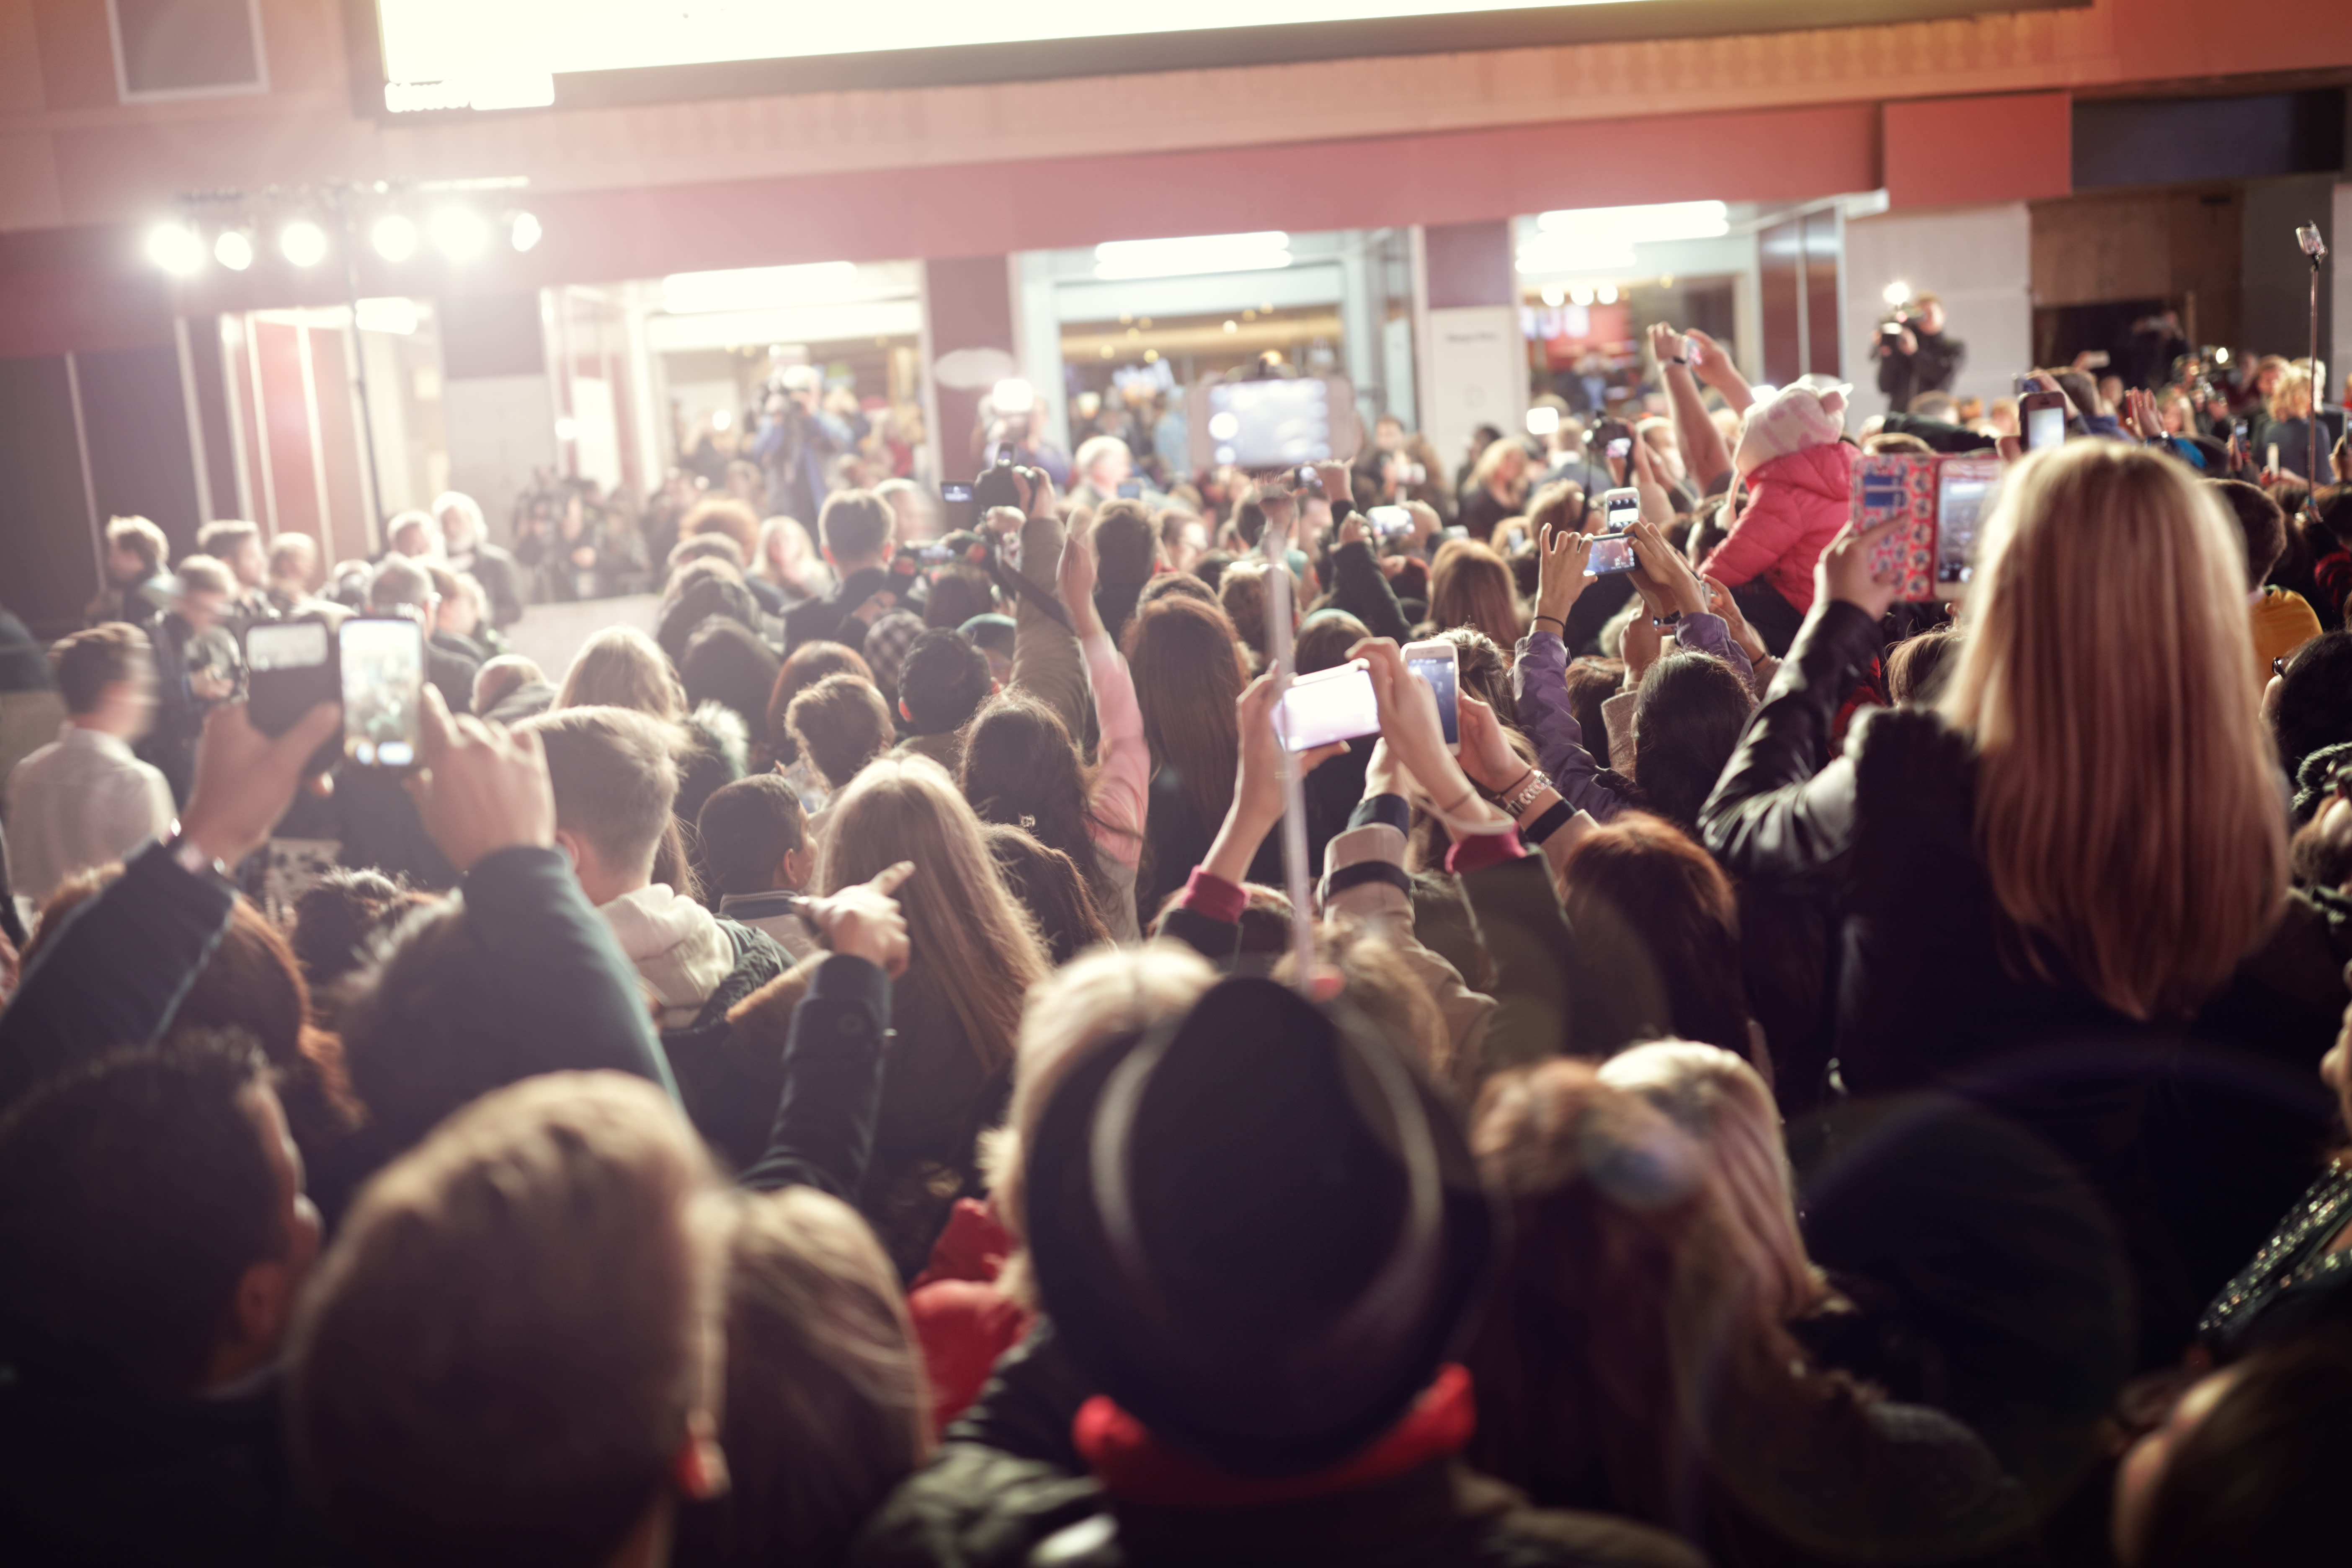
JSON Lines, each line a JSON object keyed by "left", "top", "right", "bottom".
{"left": 1700, "top": 383, "right": 1856, "bottom": 654}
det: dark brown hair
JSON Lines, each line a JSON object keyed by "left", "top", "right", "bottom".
{"left": 49, "top": 622, "right": 150, "bottom": 714}
{"left": 786, "top": 673, "right": 895, "bottom": 792}
{"left": 766, "top": 641, "right": 874, "bottom": 766}
{"left": 1558, "top": 812, "right": 1750, "bottom": 1056}
{"left": 1123, "top": 595, "right": 1249, "bottom": 826}
{"left": 1429, "top": 538, "right": 1522, "bottom": 649}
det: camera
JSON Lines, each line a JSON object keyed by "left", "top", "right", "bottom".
{"left": 972, "top": 442, "right": 1025, "bottom": 514}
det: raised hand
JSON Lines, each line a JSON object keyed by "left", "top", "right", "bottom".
{"left": 1057, "top": 511, "right": 1103, "bottom": 635}
{"left": 1534, "top": 524, "right": 1594, "bottom": 627}
{"left": 1816, "top": 516, "right": 1912, "bottom": 621}
{"left": 404, "top": 683, "right": 557, "bottom": 873}
{"left": 1628, "top": 518, "right": 1706, "bottom": 617}
{"left": 178, "top": 699, "right": 344, "bottom": 867}
{"left": 802, "top": 861, "right": 913, "bottom": 977}
{"left": 1456, "top": 694, "right": 1522, "bottom": 795}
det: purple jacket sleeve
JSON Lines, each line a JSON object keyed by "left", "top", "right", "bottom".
{"left": 1674, "top": 611, "right": 1760, "bottom": 695}
{"left": 1511, "top": 629, "right": 1627, "bottom": 823}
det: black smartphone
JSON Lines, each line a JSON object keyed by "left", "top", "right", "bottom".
{"left": 338, "top": 616, "right": 426, "bottom": 771}
{"left": 245, "top": 618, "right": 341, "bottom": 776}
{"left": 2021, "top": 390, "right": 2068, "bottom": 452}
{"left": 940, "top": 480, "right": 977, "bottom": 532}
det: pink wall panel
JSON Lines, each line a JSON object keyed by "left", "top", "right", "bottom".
{"left": 1885, "top": 92, "right": 2071, "bottom": 209}
{"left": 251, "top": 317, "right": 320, "bottom": 543}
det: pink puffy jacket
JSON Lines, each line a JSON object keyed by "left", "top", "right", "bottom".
{"left": 1700, "top": 441, "right": 1854, "bottom": 614}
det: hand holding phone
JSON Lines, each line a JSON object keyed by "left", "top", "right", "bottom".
{"left": 402, "top": 685, "right": 557, "bottom": 874}
{"left": 1400, "top": 637, "right": 1462, "bottom": 754}
{"left": 177, "top": 700, "right": 343, "bottom": 870}
{"left": 339, "top": 617, "right": 427, "bottom": 770}
{"left": 1277, "top": 660, "right": 1381, "bottom": 753}
{"left": 1584, "top": 487, "right": 1641, "bottom": 576}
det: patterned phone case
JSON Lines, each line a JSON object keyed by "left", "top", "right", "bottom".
{"left": 1850, "top": 453, "right": 1939, "bottom": 603}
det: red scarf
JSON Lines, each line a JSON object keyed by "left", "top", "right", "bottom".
{"left": 1071, "top": 1363, "right": 1475, "bottom": 1509}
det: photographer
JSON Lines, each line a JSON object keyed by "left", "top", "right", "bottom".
{"left": 1873, "top": 291, "right": 1965, "bottom": 413}
{"left": 755, "top": 366, "right": 855, "bottom": 528}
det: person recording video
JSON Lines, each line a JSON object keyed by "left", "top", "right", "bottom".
{"left": 1873, "top": 291, "right": 1965, "bottom": 413}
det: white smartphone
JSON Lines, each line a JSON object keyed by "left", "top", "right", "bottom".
{"left": 1585, "top": 486, "right": 1641, "bottom": 576}
{"left": 1365, "top": 504, "right": 1415, "bottom": 539}
{"left": 1277, "top": 660, "right": 1380, "bottom": 753}
{"left": 1401, "top": 637, "right": 1461, "bottom": 754}
{"left": 339, "top": 616, "right": 426, "bottom": 770}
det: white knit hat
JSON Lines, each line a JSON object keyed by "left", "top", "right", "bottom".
{"left": 1735, "top": 382, "right": 1852, "bottom": 475}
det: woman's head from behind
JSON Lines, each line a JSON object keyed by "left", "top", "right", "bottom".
{"left": 2274, "top": 629, "right": 2352, "bottom": 776}
{"left": 961, "top": 693, "right": 1096, "bottom": 870}
{"left": 1942, "top": 442, "right": 2287, "bottom": 1019}
{"left": 557, "top": 626, "right": 682, "bottom": 721}
{"left": 815, "top": 757, "right": 1048, "bottom": 1073}
{"left": 766, "top": 640, "right": 873, "bottom": 766}
{"left": 1629, "top": 652, "right": 1752, "bottom": 830}
{"left": 671, "top": 1186, "right": 931, "bottom": 1568}
{"left": 1429, "top": 539, "right": 1521, "bottom": 649}
{"left": 680, "top": 618, "right": 781, "bottom": 740}
{"left": 1559, "top": 813, "right": 1751, "bottom": 1059}
{"left": 981, "top": 822, "right": 1112, "bottom": 967}
{"left": 1123, "top": 596, "right": 1249, "bottom": 823}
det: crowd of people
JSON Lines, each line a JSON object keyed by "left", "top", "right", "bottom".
{"left": 4, "top": 312, "right": 2352, "bottom": 1568}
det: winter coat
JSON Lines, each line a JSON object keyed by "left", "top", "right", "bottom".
{"left": 1700, "top": 441, "right": 1855, "bottom": 614}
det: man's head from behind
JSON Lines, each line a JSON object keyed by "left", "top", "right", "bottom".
{"left": 172, "top": 555, "right": 235, "bottom": 632}
{"left": 104, "top": 515, "right": 168, "bottom": 584}
{"left": 817, "top": 489, "right": 895, "bottom": 573}
{"left": 50, "top": 622, "right": 155, "bottom": 735}
{"left": 516, "top": 707, "right": 681, "bottom": 906}
{"left": 696, "top": 774, "right": 810, "bottom": 899}
{"left": 897, "top": 629, "right": 994, "bottom": 737}
{"left": 2210, "top": 478, "right": 2287, "bottom": 591}
{"left": 288, "top": 1072, "right": 727, "bottom": 1568}
{"left": 473, "top": 654, "right": 547, "bottom": 719}
{"left": 197, "top": 520, "right": 265, "bottom": 588}
{"left": 786, "top": 673, "right": 894, "bottom": 793}
{"left": 0, "top": 1034, "right": 319, "bottom": 1398}
{"left": 368, "top": 554, "right": 439, "bottom": 630}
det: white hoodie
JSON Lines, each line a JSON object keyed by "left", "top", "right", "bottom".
{"left": 600, "top": 883, "right": 737, "bottom": 1029}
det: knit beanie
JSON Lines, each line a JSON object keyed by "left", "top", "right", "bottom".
{"left": 1735, "top": 382, "right": 1852, "bottom": 476}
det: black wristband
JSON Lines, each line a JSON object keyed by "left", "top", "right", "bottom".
{"left": 1324, "top": 860, "right": 1414, "bottom": 900}
{"left": 1522, "top": 800, "right": 1576, "bottom": 846}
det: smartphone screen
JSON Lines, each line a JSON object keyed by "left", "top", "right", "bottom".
{"left": 1204, "top": 379, "right": 1333, "bottom": 468}
{"left": 1935, "top": 468, "right": 1995, "bottom": 588}
{"left": 1525, "top": 406, "right": 1560, "bottom": 438}
{"left": 1366, "top": 504, "right": 1414, "bottom": 539}
{"left": 1116, "top": 480, "right": 1144, "bottom": 499}
{"left": 1605, "top": 437, "right": 1633, "bottom": 462}
{"left": 2024, "top": 400, "right": 2066, "bottom": 452}
{"left": 1585, "top": 488, "right": 1640, "bottom": 576}
{"left": 1277, "top": 660, "right": 1380, "bottom": 753}
{"left": 245, "top": 620, "right": 334, "bottom": 740}
{"left": 339, "top": 617, "right": 424, "bottom": 769}
{"left": 940, "top": 480, "right": 976, "bottom": 532}
{"left": 1404, "top": 643, "right": 1460, "bottom": 750}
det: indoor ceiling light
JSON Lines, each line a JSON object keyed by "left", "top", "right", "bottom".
{"left": 372, "top": 213, "right": 419, "bottom": 262}
{"left": 213, "top": 227, "right": 255, "bottom": 271}
{"left": 508, "top": 210, "right": 542, "bottom": 252}
{"left": 430, "top": 206, "right": 490, "bottom": 261}
{"left": 279, "top": 219, "right": 328, "bottom": 268}
{"left": 1093, "top": 232, "right": 1291, "bottom": 281}
{"left": 145, "top": 222, "right": 204, "bottom": 276}
{"left": 660, "top": 262, "right": 861, "bottom": 314}
{"left": 1518, "top": 201, "right": 1729, "bottom": 275}
{"left": 1883, "top": 279, "right": 1911, "bottom": 306}
{"left": 354, "top": 297, "right": 420, "bottom": 335}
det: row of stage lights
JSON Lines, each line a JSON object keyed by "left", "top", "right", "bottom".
{"left": 145, "top": 207, "right": 542, "bottom": 277}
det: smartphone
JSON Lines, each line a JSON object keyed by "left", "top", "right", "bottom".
{"left": 1116, "top": 480, "right": 1144, "bottom": 500}
{"left": 917, "top": 542, "right": 961, "bottom": 564}
{"left": 2268, "top": 443, "right": 2281, "bottom": 475}
{"left": 2083, "top": 351, "right": 2111, "bottom": 370}
{"left": 1686, "top": 335, "right": 1704, "bottom": 369}
{"left": 1850, "top": 452, "right": 2001, "bottom": 603}
{"left": 1198, "top": 377, "right": 1336, "bottom": 469}
{"left": 1934, "top": 461, "right": 1999, "bottom": 592}
{"left": 940, "top": 480, "right": 977, "bottom": 532}
{"left": 338, "top": 616, "right": 425, "bottom": 770}
{"left": 1525, "top": 406, "right": 1561, "bottom": 438}
{"left": 2021, "top": 390, "right": 2067, "bottom": 452}
{"left": 1402, "top": 638, "right": 1461, "bottom": 753}
{"left": 1277, "top": 659, "right": 1380, "bottom": 753}
{"left": 1584, "top": 487, "right": 1641, "bottom": 576}
{"left": 245, "top": 619, "right": 341, "bottom": 776}
{"left": 1366, "top": 504, "right": 1415, "bottom": 539}
{"left": 1295, "top": 464, "right": 1324, "bottom": 494}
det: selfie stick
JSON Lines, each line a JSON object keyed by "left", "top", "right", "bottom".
{"left": 1262, "top": 509, "right": 1318, "bottom": 997}
{"left": 2298, "top": 223, "right": 2327, "bottom": 516}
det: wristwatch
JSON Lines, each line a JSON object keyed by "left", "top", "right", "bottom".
{"left": 1501, "top": 769, "right": 1555, "bottom": 818}
{"left": 1651, "top": 610, "right": 1684, "bottom": 629}
{"left": 163, "top": 829, "right": 237, "bottom": 890}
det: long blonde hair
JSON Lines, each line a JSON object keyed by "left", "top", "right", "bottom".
{"left": 1939, "top": 442, "right": 2286, "bottom": 1019}
{"left": 557, "top": 626, "right": 684, "bottom": 720}
{"left": 815, "top": 756, "right": 1049, "bottom": 1073}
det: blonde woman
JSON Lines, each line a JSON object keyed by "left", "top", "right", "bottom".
{"left": 1702, "top": 441, "right": 2290, "bottom": 1414}
{"left": 2262, "top": 363, "right": 2326, "bottom": 481}
{"left": 816, "top": 756, "right": 1051, "bottom": 1278}
{"left": 1458, "top": 436, "right": 1532, "bottom": 543}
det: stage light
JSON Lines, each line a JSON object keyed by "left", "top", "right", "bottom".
{"left": 1541, "top": 283, "right": 1565, "bottom": 307}
{"left": 991, "top": 378, "right": 1036, "bottom": 414}
{"left": 280, "top": 219, "right": 328, "bottom": 268}
{"left": 371, "top": 213, "right": 418, "bottom": 262}
{"left": 1568, "top": 284, "right": 1594, "bottom": 307}
{"left": 146, "top": 222, "right": 204, "bottom": 276}
{"left": 1597, "top": 284, "right": 1619, "bottom": 304}
{"left": 711, "top": 409, "right": 732, "bottom": 431}
{"left": 1093, "top": 232, "right": 1291, "bottom": 281}
{"left": 430, "top": 207, "right": 489, "bottom": 261}
{"left": 354, "top": 297, "right": 420, "bottom": 335}
{"left": 1751, "top": 384, "right": 1779, "bottom": 401}
{"left": 1883, "top": 279, "right": 1910, "bottom": 307}
{"left": 213, "top": 227, "right": 255, "bottom": 271}
{"left": 509, "top": 210, "right": 542, "bottom": 252}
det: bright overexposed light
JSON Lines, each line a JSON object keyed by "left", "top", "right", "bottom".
{"left": 991, "top": 378, "right": 1036, "bottom": 415}
{"left": 279, "top": 220, "right": 328, "bottom": 268}
{"left": 1750, "top": 384, "right": 1778, "bottom": 401}
{"left": 661, "top": 262, "right": 860, "bottom": 314}
{"left": 1596, "top": 284, "right": 1619, "bottom": 305}
{"left": 213, "top": 228, "right": 255, "bottom": 271}
{"left": 1540, "top": 283, "right": 1565, "bottom": 307}
{"left": 1093, "top": 232, "right": 1290, "bottom": 281}
{"left": 430, "top": 207, "right": 490, "bottom": 261}
{"left": 466, "top": 71, "right": 555, "bottom": 111}
{"left": 1517, "top": 201, "right": 1728, "bottom": 275}
{"left": 1882, "top": 280, "right": 1911, "bottom": 307}
{"left": 146, "top": 222, "right": 204, "bottom": 276}
{"left": 1568, "top": 284, "right": 1595, "bottom": 307}
{"left": 554, "top": 416, "right": 579, "bottom": 442}
{"left": 1526, "top": 406, "right": 1560, "bottom": 437}
{"left": 371, "top": 213, "right": 418, "bottom": 262}
{"left": 2215, "top": 347, "right": 2231, "bottom": 364}
{"left": 508, "top": 211, "right": 542, "bottom": 252}
{"left": 354, "top": 297, "right": 420, "bottom": 335}
{"left": 711, "top": 409, "right": 732, "bottom": 431}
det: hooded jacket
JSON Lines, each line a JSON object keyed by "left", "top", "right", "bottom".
{"left": 1700, "top": 441, "right": 1856, "bottom": 614}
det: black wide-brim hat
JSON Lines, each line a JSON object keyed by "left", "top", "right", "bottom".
{"left": 1024, "top": 976, "right": 1497, "bottom": 1476}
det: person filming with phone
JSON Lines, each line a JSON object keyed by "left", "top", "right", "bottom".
{"left": 1873, "top": 291, "right": 1965, "bottom": 413}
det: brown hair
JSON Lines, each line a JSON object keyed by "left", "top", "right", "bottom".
{"left": 1940, "top": 443, "right": 2288, "bottom": 1019}
{"left": 786, "top": 673, "right": 895, "bottom": 792}
{"left": 288, "top": 1073, "right": 723, "bottom": 1568}
{"left": 556, "top": 626, "right": 684, "bottom": 721}
{"left": 1558, "top": 813, "right": 1750, "bottom": 1057}
{"left": 766, "top": 641, "right": 873, "bottom": 765}
{"left": 1123, "top": 595, "right": 1250, "bottom": 826}
{"left": 815, "top": 757, "right": 1049, "bottom": 1075}
{"left": 49, "top": 623, "right": 150, "bottom": 714}
{"left": 1429, "top": 538, "right": 1522, "bottom": 648}
{"left": 106, "top": 515, "right": 168, "bottom": 575}
{"left": 173, "top": 554, "right": 235, "bottom": 597}
{"left": 673, "top": 1187, "right": 931, "bottom": 1568}
{"left": 818, "top": 489, "right": 895, "bottom": 564}
{"left": 681, "top": 497, "right": 761, "bottom": 560}
{"left": 518, "top": 707, "right": 682, "bottom": 877}
{"left": 1218, "top": 560, "right": 1281, "bottom": 669}
{"left": 197, "top": 519, "right": 260, "bottom": 562}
